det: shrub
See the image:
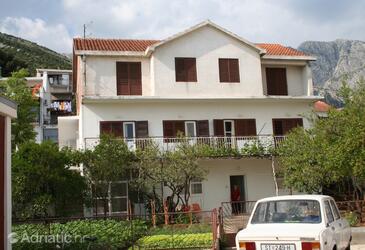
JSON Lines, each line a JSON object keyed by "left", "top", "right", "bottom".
{"left": 12, "top": 219, "right": 148, "bottom": 249}
{"left": 344, "top": 211, "right": 359, "bottom": 227}
{"left": 133, "top": 232, "right": 212, "bottom": 249}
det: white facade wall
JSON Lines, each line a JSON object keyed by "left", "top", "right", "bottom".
{"left": 81, "top": 100, "right": 312, "bottom": 139}
{"left": 151, "top": 25, "right": 263, "bottom": 98}
{"left": 84, "top": 56, "right": 151, "bottom": 96}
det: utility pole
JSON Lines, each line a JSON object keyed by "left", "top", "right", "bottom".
{"left": 83, "top": 24, "right": 86, "bottom": 39}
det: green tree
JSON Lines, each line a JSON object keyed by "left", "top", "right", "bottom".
{"left": 12, "top": 141, "right": 87, "bottom": 219}
{"left": 0, "top": 69, "right": 37, "bottom": 148}
{"left": 134, "top": 139, "right": 208, "bottom": 210}
{"left": 80, "top": 135, "right": 135, "bottom": 216}
{"left": 277, "top": 80, "right": 365, "bottom": 200}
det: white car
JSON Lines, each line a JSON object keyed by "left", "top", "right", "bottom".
{"left": 236, "top": 195, "right": 351, "bottom": 250}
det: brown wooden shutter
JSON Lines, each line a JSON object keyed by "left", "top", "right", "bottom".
{"left": 175, "top": 58, "right": 185, "bottom": 82}
{"left": 213, "top": 119, "right": 224, "bottom": 136}
{"left": 135, "top": 121, "right": 149, "bottom": 138}
{"left": 116, "top": 62, "right": 129, "bottom": 95}
{"left": 235, "top": 119, "right": 257, "bottom": 136}
{"left": 266, "top": 68, "right": 288, "bottom": 95}
{"left": 116, "top": 62, "right": 142, "bottom": 95}
{"left": 100, "top": 121, "right": 123, "bottom": 137}
{"left": 129, "top": 62, "right": 142, "bottom": 95}
{"left": 197, "top": 120, "right": 210, "bottom": 137}
{"left": 163, "top": 121, "right": 174, "bottom": 137}
{"left": 186, "top": 58, "right": 197, "bottom": 82}
{"left": 219, "top": 59, "right": 229, "bottom": 82}
{"left": 175, "top": 58, "right": 197, "bottom": 82}
{"left": 229, "top": 59, "right": 240, "bottom": 82}
{"left": 273, "top": 118, "right": 303, "bottom": 135}
{"left": 175, "top": 121, "right": 185, "bottom": 136}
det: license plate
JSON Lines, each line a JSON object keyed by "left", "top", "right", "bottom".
{"left": 261, "top": 244, "right": 296, "bottom": 250}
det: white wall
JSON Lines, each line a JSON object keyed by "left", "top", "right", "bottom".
{"left": 58, "top": 116, "right": 79, "bottom": 149}
{"left": 152, "top": 25, "right": 263, "bottom": 98}
{"left": 80, "top": 99, "right": 313, "bottom": 139}
{"left": 84, "top": 56, "right": 151, "bottom": 96}
{"left": 199, "top": 158, "right": 276, "bottom": 210}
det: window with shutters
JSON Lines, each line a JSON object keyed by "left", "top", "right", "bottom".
{"left": 116, "top": 62, "right": 142, "bottom": 95}
{"left": 175, "top": 58, "right": 197, "bottom": 82}
{"left": 266, "top": 68, "right": 288, "bottom": 95}
{"left": 163, "top": 120, "right": 209, "bottom": 138}
{"left": 219, "top": 58, "right": 240, "bottom": 83}
{"left": 272, "top": 118, "right": 303, "bottom": 135}
{"left": 100, "top": 121, "right": 148, "bottom": 138}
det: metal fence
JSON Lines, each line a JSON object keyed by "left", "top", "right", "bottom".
{"left": 12, "top": 209, "right": 219, "bottom": 250}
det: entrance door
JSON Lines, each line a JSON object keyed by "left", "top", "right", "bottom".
{"left": 230, "top": 175, "right": 245, "bottom": 214}
{"left": 123, "top": 122, "right": 135, "bottom": 150}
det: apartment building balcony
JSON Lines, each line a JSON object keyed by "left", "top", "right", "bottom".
{"left": 83, "top": 135, "right": 286, "bottom": 157}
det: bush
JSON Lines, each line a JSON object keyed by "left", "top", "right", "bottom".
{"left": 149, "top": 223, "right": 212, "bottom": 235}
{"left": 133, "top": 232, "right": 212, "bottom": 249}
{"left": 344, "top": 211, "right": 359, "bottom": 227}
{"left": 12, "top": 219, "right": 148, "bottom": 249}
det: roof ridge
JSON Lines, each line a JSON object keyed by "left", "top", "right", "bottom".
{"left": 73, "top": 37, "right": 160, "bottom": 42}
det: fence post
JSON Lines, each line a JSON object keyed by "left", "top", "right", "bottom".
{"left": 163, "top": 200, "right": 169, "bottom": 225}
{"left": 211, "top": 209, "right": 217, "bottom": 250}
{"left": 151, "top": 200, "right": 156, "bottom": 228}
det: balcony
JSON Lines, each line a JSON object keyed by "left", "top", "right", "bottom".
{"left": 83, "top": 135, "right": 286, "bottom": 157}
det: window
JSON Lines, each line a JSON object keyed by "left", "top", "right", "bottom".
{"left": 251, "top": 200, "right": 321, "bottom": 224}
{"left": 116, "top": 62, "right": 142, "bottom": 95}
{"left": 224, "top": 120, "right": 234, "bottom": 137}
{"left": 266, "top": 68, "right": 288, "bottom": 95}
{"left": 100, "top": 121, "right": 148, "bottom": 138}
{"left": 324, "top": 200, "right": 334, "bottom": 223}
{"left": 219, "top": 58, "right": 240, "bottom": 83}
{"left": 123, "top": 122, "right": 135, "bottom": 139}
{"left": 94, "top": 181, "right": 128, "bottom": 216}
{"left": 330, "top": 200, "right": 341, "bottom": 220}
{"left": 191, "top": 179, "right": 203, "bottom": 195}
{"left": 272, "top": 118, "right": 303, "bottom": 136}
{"left": 185, "top": 121, "right": 196, "bottom": 137}
{"left": 175, "top": 58, "right": 197, "bottom": 82}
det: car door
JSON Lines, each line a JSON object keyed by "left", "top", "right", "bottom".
{"left": 330, "top": 199, "right": 350, "bottom": 249}
{"left": 324, "top": 200, "right": 340, "bottom": 249}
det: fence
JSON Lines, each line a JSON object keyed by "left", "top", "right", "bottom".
{"left": 12, "top": 209, "right": 219, "bottom": 250}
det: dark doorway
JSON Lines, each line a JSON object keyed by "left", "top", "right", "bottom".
{"left": 230, "top": 175, "right": 245, "bottom": 214}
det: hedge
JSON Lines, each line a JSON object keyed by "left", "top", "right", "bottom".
{"left": 133, "top": 232, "right": 212, "bottom": 249}
{"left": 12, "top": 219, "right": 147, "bottom": 249}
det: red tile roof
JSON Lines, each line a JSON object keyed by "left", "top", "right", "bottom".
{"left": 73, "top": 38, "right": 160, "bottom": 52}
{"left": 255, "top": 43, "right": 308, "bottom": 56}
{"left": 73, "top": 38, "right": 309, "bottom": 57}
{"left": 314, "top": 101, "right": 331, "bottom": 112}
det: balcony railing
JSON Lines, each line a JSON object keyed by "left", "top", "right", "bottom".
{"left": 84, "top": 135, "right": 286, "bottom": 156}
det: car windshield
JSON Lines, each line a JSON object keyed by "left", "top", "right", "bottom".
{"left": 251, "top": 200, "right": 321, "bottom": 224}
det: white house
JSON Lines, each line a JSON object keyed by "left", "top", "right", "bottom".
{"left": 0, "top": 96, "right": 17, "bottom": 250}
{"left": 59, "top": 20, "right": 320, "bottom": 215}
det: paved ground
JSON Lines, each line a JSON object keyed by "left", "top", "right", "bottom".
{"left": 351, "top": 245, "right": 365, "bottom": 250}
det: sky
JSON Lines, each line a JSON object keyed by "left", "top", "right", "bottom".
{"left": 0, "top": 0, "right": 364, "bottom": 53}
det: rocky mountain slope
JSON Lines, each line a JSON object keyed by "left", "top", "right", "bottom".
{"left": 298, "top": 39, "right": 365, "bottom": 106}
{"left": 0, "top": 32, "right": 71, "bottom": 77}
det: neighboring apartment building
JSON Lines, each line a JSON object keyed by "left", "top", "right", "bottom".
{"left": 0, "top": 96, "right": 16, "bottom": 250}
{"left": 34, "top": 69, "right": 73, "bottom": 143}
{"left": 59, "top": 20, "right": 319, "bottom": 215}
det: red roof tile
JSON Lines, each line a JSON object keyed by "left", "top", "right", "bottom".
{"left": 314, "top": 101, "right": 331, "bottom": 112}
{"left": 73, "top": 38, "right": 309, "bottom": 57}
{"left": 255, "top": 43, "right": 308, "bottom": 56}
{"left": 73, "top": 38, "right": 160, "bottom": 52}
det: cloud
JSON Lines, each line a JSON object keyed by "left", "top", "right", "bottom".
{"left": 0, "top": 17, "right": 72, "bottom": 52}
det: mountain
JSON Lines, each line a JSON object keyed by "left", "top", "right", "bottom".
{"left": 298, "top": 39, "right": 365, "bottom": 107}
{"left": 0, "top": 32, "right": 71, "bottom": 77}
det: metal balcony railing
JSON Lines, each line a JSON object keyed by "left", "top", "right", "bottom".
{"left": 83, "top": 135, "right": 286, "bottom": 155}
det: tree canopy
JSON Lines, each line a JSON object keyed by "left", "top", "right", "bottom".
{"left": 277, "top": 80, "right": 365, "bottom": 200}
{"left": 0, "top": 69, "right": 37, "bottom": 148}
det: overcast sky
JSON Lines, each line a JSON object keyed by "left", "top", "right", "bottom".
{"left": 0, "top": 0, "right": 364, "bottom": 53}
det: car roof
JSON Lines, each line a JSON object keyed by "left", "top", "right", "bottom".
{"left": 257, "top": 195, "right": 332, "bottom": 203}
